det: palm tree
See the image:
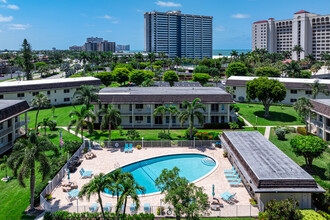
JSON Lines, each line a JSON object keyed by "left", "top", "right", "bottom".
{"left": 73, "top": 85, "right": 99, "bottom": 110}
{"left": 213, "top": 76, "right": 221, "bottom": 86}
{"left": 38, "top": 117, "right": 50, "bottom": 136}
{"left": 293, "top": 97, "right": 313, "bottom": 135}
{"left": 284, "top": 60, "right": 301, "bottom": 78}
{"left": 68, "top": 105, "right": 95, "bottom": 142}
{"left": 310, "top": 63, "right": 322, "bottom": 74}
{"left": 147, "top": 52, "right": 156, "bottom": 71}
{"left": 78, "top": 173, "right": 110, "bottom": 219}
{"left": 79, "top": 51, "right": 88, "bottom": 75}
{"left": 117, "top": 175, "right": 145, "bottom": 219}
{"left": 31, "top": 93, "right": 50, "bottom": 131}
{"left": 305, "top": 79, "right": 330, "bottom": 99}
{"left": 178, "top": 98, "right": 206, "bottom": 139}
{"left": 106, "top": 168, "right": 132, "bottom": 205}
{"left": 174, "top": 57, "right": 182, "bottom": 74}
{"left": 153, "top": 105, "right": 167, "bottom": 134}
{"left": 167, "top": 106, "right": 179, "bottom": 134}
{"left": 292, "top": 45, "right": 304, "bottom": 60}
{"left": 7, "top": 131, "right": 58, "bottom": 210}
{"left": 134, "top": 53, "right": 144, "bottom": 69}
{"left": 282, "top": 50, "right": 292, "bottom": 60}
{"left": 0, "top": 155, "right": 9, "bottom": 179}
{"left": 230, "top": 50, "right": 239, "bottom": 60}
{"left": 97, "top": 104, "right": 121, "bottom": 141}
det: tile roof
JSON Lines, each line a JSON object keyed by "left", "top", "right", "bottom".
{"left": 0, "top": 100, "right": 30, "bottom": 122}
{"left": 253, "top": 20, "right": 268, "bottom": 24}
{"left": 295, "top": 10, "right": 310, "bottom": 14}
{"left": 311, "top": 99, "right": 330, "bottom": 117}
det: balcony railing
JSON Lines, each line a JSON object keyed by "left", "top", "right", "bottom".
{"left": 311, "top": 120, "right": 323, "bottom": 127}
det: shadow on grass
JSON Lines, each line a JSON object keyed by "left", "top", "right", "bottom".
{"left": 254, "top": 111, "right": 298, "bottom": 122}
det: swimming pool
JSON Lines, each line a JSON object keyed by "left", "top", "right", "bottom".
{"left": 104, "top": 153, "right": 217, "bottom": 195}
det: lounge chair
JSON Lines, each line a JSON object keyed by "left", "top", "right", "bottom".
{"left": 230, "top": 178, "right": 242, "bottom": 187}
{"left": 66, "top": 189, "right": 79, "bottom": 201}
{"left": 104, "top": 203, "right": 111, "bottom": 212}
{"left": 89, "top": 203, "right": 98, "bottom": 212}
{"left": 80, "top": 168, "right": 93, "bottom": 178}
{"left": 226, "top": 174, "right": 239, "bottom": 181}
{"left": 224, "top": 166, "right": 235, "bottom": 173}
{"left": 130, "top": 203, "right": 136, "bottom": 212}
{"left": 129, "top": 144, "right": 133, "bottom": 153}
{"left": 124, "top": 144, "right": 129, "bottom": 153}
{"left": 144, "top": 203, "right": 151, "bottom": 213}
{"left": 220, "top": 192, "right": 236, "bottom": 203}
{"left": 224, "top": 170, "right": 237, "bottom": 177}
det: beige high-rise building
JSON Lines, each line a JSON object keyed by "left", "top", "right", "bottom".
{"left": 252, "top": 10, "right": 330, "bottom": 60}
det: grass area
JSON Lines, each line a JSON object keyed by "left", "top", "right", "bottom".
{"left": 0, "top": 129, "right": 81, "bottom": 219}
{"left": 237, "top": 103, "right": 304, "bottom": 126}
{"left": 84, "top": 127, "right": 266, "bottom": 141}
{"left": 269, "top": 128, "right": 330, "bottom": 190}
{"left": 27, "top": 105, "right": 83, "bottom": 128}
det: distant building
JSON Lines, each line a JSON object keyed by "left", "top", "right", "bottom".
{"left": 69, "top": 45, "right": 83, "bottom": 51}
{"left": 97, "top": 40, "right": 116, "bottom": 52}
{"left": 252, "top": 10, "right": 330, "bottom": 60}
{"left": 116, "top": 44, "right": 130, "bottom": 51}
{"left": 144, "top": 11, "right": 213, "bottom": 59}
{"left": 83, "top": 42, "right": 98, "bottom": 52}
{"left": 86, "top": 37, "right": 103, "bottom": 43}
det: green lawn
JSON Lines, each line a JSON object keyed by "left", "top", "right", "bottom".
{"left": 0, "top": 129, "right": 81, "bottom": 219}
{"left": 27, "top": 105, "right": 83, "bottom": 128}
{"left": 269, "top": 128, "right": 330, "bottom": 190}
{"left": 237, "top": 103, "right": 304, "bottom": 126}
{"left": 83, "top": 127, "right": 266, "bottom": 141}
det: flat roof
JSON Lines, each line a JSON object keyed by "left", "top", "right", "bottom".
{"left": 0, "top": 100, "right": 31, "bottom": 122}
{"left": 97, "top": 87, "right": 234, "bottom": 104}
{"left": 221, "top": 131, "right": 325, "bottom": 193}
{"left": 0, "top": 77, "right": 102, "bottom": 93}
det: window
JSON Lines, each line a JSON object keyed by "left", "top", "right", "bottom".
{"left": 54, "top": 99, "right": 57, "bottom": 102}
{"left": 290, "top": 90, "right": 297, "bottom": 94}
{"left": 117, "top": 104, "right": 121, "bottom": 110}
{"left": 64, "top": 89, "right": 70, "bottom": 93}
{"left": 221, "top": 104, "right": 225, "bottom": 111}
{"left": 305, "top": 90, "right": 312, "bottom": 95}
{"left": 147, "top": 116, "right": 151, "bottom": 124}
{"left": 54, "top": 90, "right": 56, "bottom": 93}
{"left": 129, "top": 104, "right": 132, "bottom": 111}
{"left": 135, "top": 104, "right": 143, "bottom": 109}
{"left": 211, "top": 104, "right": 219, "bottom": 112}
{"left": 0, "top": 138, "right": 3, "bottom": 144}
{"left": 135, "top": 116, "right": 143, "bottom": 121}
{"left": 290, "top": 98, "right": 297, "bottom": 103}
{"left": 15, "top": 116, "right": 18, "bottom": 123}
{"left": 155, "top": 116, "right": 163, "bottom": 124}
{"left": 129, "top": 116, "right": 132, "bottom": 123}
{"left": 64, "top": 98, "right": 70, "bottom": 102}
{"left": 0, "top": 123, "right": 3, "bottom": 130}
{"left": 17, "top": 93, "right": 24, "bottom": 98}
{"left": 233, "top": 95, "right": 236, "bottom": 99}
{"left": 32, "top": 92, "right": 39, "bottom": 96}
{"left": 233, "top": 87, "right": 236, "bottom": 90}
{"left": 221, "top": 116, "right": 225, "bottom": 123}
{"left": 166, "top": 116, "right": 170, "bottom": 124}
{"left": 0, "top": 95, "right": 3, "bottom": 99}
{"left": 155, "top": 104, "right": 162, "bottom": 109}
{"left": 47, "top": 91, "right": 51, "bottom": 95}
{"left": 211, "top": 116, "right": 219, "bottom": 123}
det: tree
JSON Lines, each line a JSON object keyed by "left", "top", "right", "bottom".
{"left": 129, "top": 70, "right": 154, "bottom": 86}
{"left": 68, "top": 105, "right": 95, "bottom": 142}
{"left": 293, "top": 97, "right": 313, "bottom": 135}
{"left": 0, "top": 155, "right": 8, "bottom": 179}
{"left": 255, "top": 66, "right": 281, "bottom": 77}
{"left": 292, "top": 45, "right": 304, "bottom": 60}
{"left": 51, "top": 106, "right": 56, "bottom": 117}
{"left": 163, "top": 71, "right": 179, "bottom": 87}
{"left": 97, "top": 104, "right": 121, "bottom": 141}
{"left": 155, "top": 167, "right": 209, "bottom": 220}
{"left": 21, "top": 39, "right": 34, "bottom": 80}
{"left": 38, "top": 117, "right": 50, "bottom": 136}
{"left": 95, "top": 71, "right": 116, "bottom": 86}
{"left": 225, "top": 62, "right": 248, "bottom": 77}
{"left": 147, "top": 52, "right": 156, "bottom": 71}
{"left": 167, "top": 106, "right": 179, "bottom": 134}
{"left": 79, "top": 51, "right": 89, "bottom": 75}
{"left": 31, "top": 93, "right": 50, "bottom": 131}
{"left": 305, "top": 79, "right": 329, "bottom": 99}
{"left": 284, "top": 60, "right": 301, "bottom": 78}
{"left": 193, "top": 65, "right": 209, "bottom": 74}
{"left": 78, "top": 173, "right": 110, "bottom": 219}
{"left": 192, "top": 73, "right": 211, "bottom": 86}
{"left": 213, "top": 76, "right": 221, "bottom": 86}
{"left": 310, "top": 63, "right": 322, "bottom": 74}
{"left": 261, "top": 198, "right": 302, "bottom": 220}
{"left": 178, "top": 98, "right": 206, "bottom": 139}
{"left": 73, "top": 85, "right": 99, "bottom": 110}
{"left": 153, "top": 105, "right": 167, "bottom": 134}
{"left": 113, "top": 67, "right": 130, "bottom": 85}
{"left": 106, "top": 168, "right": 131, "bottom": 205}
{"left": 290, "top": 135, "right": 327, "bottom": 168}
{"left": 7, "top": 131, "right": 58, "bottom": 211}
{"left": 246, "top": 77, "right": 286, "bottom": 118}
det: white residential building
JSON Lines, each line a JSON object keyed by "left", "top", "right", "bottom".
{"left": 308, "top": 99, "right": 330, "bottom": 141}
{"left": 252, "top": 10, "right": 330, "bottom": 60}
{"left": 0, "top": 77, "right": 102, "bottom": 106}
{"left": 226, "top": 76, "right": 330, "bottom": 104}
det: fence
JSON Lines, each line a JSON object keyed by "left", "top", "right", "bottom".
{"left": 40, "top": 141, "right": 86, "bottom": 210}
{"left": 93, "top": 140, "right": 218, "bottom": 148}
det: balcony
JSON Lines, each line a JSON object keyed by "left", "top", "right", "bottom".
{"left": 311, "top": 120, "right": 323, "bottom": 127}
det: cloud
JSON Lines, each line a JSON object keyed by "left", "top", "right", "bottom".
{"left": 112, "top": 20, "right": 119, "bottom": 24}
{"left": 6, "top": 4, "right": 19, "bottom": 10}
{"left": 7, "top": 24, "right": 31, "bottom": 30}
{"left": 0, "top": 14, "right": 13, "bottom": 22}
{"left": 155, "top": 1, "right": 182, "bottom": 7}
{"left": 231, "top": 13, "right": 250, "bottom": 19}
{"left": 105, "top": 30, "right": 112, "bottom": 33}
{"left": 0, "top": 0, "right": 7, "bottom": 3}
{"left": 136, "top": 9, "right": 143, "bottom": 12}
{"left": 100, "top": 14, "right": 113, "bottom": 20}
{"left": 215, "top": 25, "right": 225, "bottom": 32}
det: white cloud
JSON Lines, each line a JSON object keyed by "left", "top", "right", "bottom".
{"left": 6, "top": 4, "right": 19, "bottom": 10}
{"left": 215, "top": 25, "right": 225, "bottom": 32}
{"left": 112, "top": 20, "right": 119, "bottom": 24}
{"left": 0, "top": 0, "right": 7, "bottom": 3}
{"left": 136, "top": 9, "right": 142, "bottom": 12}
{"left": 0, "top": 14, "right": 13, "bottom": 22}
{"left": 105, "top": 30, "right": 112, "bottom": 33}
{"left": 101, "top": 14, "right": 112, "bottom": 20}
{"left": 155, "top": 1, "right": 182, "bottom": 7}
{"left": 7, "top": 23, "right": 31, "bottom": 30}
{"left": 231, "top": 13, "right": 250, "bottom": 19}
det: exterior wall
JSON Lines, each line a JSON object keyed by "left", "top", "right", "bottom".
{"left": 308, "top": 110, "right": 330, "bottom": 141}
{"left": 0, "top": 88, "right": 78, "bottom": 106}
{"left": 94, "top": 103, "right": 231, "bottom": 129}
{"left": 232, "top": 85, "right": 329, "bottom": 104}
{"left": 255, "top": 192, "right": 312, "bottom": 209}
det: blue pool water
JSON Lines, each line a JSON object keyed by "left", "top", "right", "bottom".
{"left": 104, "top": 154, "right": 216, "bottom": 195}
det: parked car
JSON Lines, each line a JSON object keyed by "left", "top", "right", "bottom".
{"left": 0, "top": 74, "right": 5, "bottom": 77}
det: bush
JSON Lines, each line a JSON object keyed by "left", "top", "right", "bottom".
{"left": 230, "top": 104, "right": 240, "bottom": 112}
{"left": 300, "top": 210, "right": 326, "bottom": 220}
{"left": 115, "top": 63, "right": 133, "bottom": 71}
{"left": 317, "top": 210, "right": 330, "bottom": 219}
{"left": 193, "top": 65, "right": 209, "bottom": 73}
{"left": 195, "top": 131, "right": 219, "bottom": 140}
{"left": 204, "top": 123, "right": 230, "bottom": 129}
{"left": 208, "top": 67, "right": 220, "bottom": 77}
{"left": 237, "top": 117, "right": 245, "bottom": 128}
{"left": 275, "top": 128, "right": 286, "bottom": 140}
{"left": 48, "top": 120, "right": 57, "bottom": 131}
{"left": 225, "top": 62, "right": 249, "bottom": 77}
{"left": 127, "top": 129, "right": 140, "bottom": 140}
{"left": 192, "top": 73, "right": 211, "bottom": 85}
{"left": 130, "top": 70, "right": 155, "bottom": 86}
{"left": 223, "top": 152, "right": 228, "bottom": 158}
{"left": 184, "top": 127, "right": 198, "bottom": 139}
{"left": 255, "top": 66, "right": 281, "bottom": 77}
{"left": 297, "top": 127, "right": 309, "bottom": 135}
{"left": 69, "top": 74, "right": 82, "bottom": 78}
{"left": 63, "top": 140, "right": 81, "bottom": 155}
{"left": 229, "top": 122, "right": 239, "bottom": 129}
{"left": 297, "top": 70, "right": 312, "bottom": 78}
{"left": 262, "top": 198, "right": 302, "bottom": 220}
{"left": 158, "top": 132, "right": 172, "bottom": 140}
{"left": 163, "top": 70, "right": 179, "bottom": 86}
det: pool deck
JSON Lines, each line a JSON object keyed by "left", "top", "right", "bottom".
{"left": 49, "top": 146, "right": 259, "bottom": 217}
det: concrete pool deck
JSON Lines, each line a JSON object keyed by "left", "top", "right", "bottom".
{"left": 49, "top": 146, "right": 259, "bottom": 217}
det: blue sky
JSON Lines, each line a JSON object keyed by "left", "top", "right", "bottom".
{"left": 0, "top": 0, "right": 330, "bottom": 50}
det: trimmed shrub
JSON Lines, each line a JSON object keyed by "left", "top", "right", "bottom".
{"left": 48, "top": 120, "right": 57, "bottom": 131}
{"left": 158, "top": 132, "right": 172, "bottom": 140}
{"left": 195, "top": 132, "right": 219, "bottom": 140}
{"left": 300, "top": 210, "right": 326, "bottom": 219}
{"left": 297, "top": 127, "right": 307, "bottom": 135}
{"left": 193, "top": 65, "right": 209, "bottom": 73}
{"left": 184, "top": 127, "right": 198, "bottom": 139}
{"left": 275, "top": 128, "right": 286, "bottom": 140}
{"left": 192, "top": 73, "right": 211, "bottom": 85}
{"left": 229, "top": 122, "right": 239, "bottom": 129}
{"left": 163, "top": 70, "right": 179, "bottom": 86}
{"left": 255, "top": 66, "right": 281, "bottom": 77}
{"left": 230, "top": 104, "right": 240, "bottom": 112}
{"left": 127, "top": 129, "right": 140, "bottom": 140}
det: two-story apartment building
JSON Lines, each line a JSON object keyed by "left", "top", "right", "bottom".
{"left": 0, "top": 100, "right": 31, "bottom": 154}
{"left": 94, "top": 87, "right": 235, "bottom": 129}
{"left": 308, "top": 99, "right": 330, "bottom": 141}
{"left": 0, "top": 77, "right": 102, "bottom": 106}
{"left": 226, "top": 76, "right": 330, "bottom": 104}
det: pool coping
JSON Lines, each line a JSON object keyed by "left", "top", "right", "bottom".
{"left": 102, "top": 151, "right": 219, "bottom": 198}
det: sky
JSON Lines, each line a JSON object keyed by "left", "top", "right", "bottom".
{"left": 0, "top": 0, "right": 330, "bottom": 50}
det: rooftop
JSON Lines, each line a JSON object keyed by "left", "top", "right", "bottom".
{"left": 295, "top": 10, "right": 310, "bottom": 14}
{"left": 0, "top": 100, "right": 31, "bottom": 122}
{"left": 310, "top": 99, "right": 330, "bottom": 117}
